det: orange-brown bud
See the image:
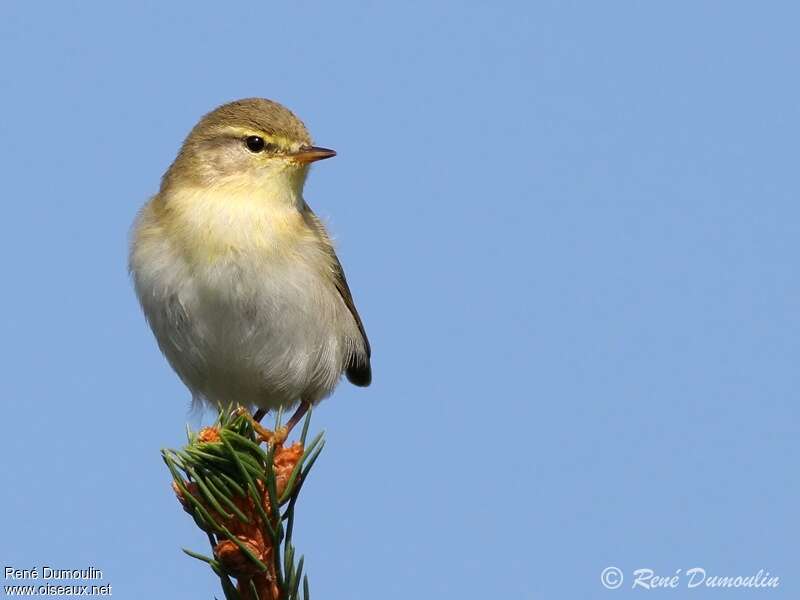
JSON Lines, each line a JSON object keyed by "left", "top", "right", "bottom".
{"left": 198, "top": 427, "right": 221, "bottom": 443}
{"left": 173, "top": 481, "right": 201, "bottom": 514}
{"left": 214, "top": 537, "right": 268, "bottom": 578}
{"left": 274, "top": 442, "right": 303, "bottom": 497}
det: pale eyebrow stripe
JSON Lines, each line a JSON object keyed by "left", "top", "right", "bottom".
{"left": 219, "top": 126, "right": 297, "bottom": 151}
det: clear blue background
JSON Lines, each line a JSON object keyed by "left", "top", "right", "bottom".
{"left": 1, "top": 1, "right": 798, "bottom": 598}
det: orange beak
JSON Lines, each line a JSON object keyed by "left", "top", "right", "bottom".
{"left": 290, "top": 146, "right": 337, "bottom": 164}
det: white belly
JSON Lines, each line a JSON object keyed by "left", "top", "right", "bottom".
{"left": 131, "top": 229, "right": 357, "bottom": 410}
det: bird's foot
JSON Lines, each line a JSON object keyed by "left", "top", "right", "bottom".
{"left": 236, "top": 408, "right": 289, "bottom": 447}
{"left": 264, "top": 425, "right": 288, "bottom": 447}
{"left": 236, "top": 402, "right": 309, "bottom": 447}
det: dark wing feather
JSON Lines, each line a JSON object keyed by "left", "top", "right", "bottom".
{"left": 304, "top": 207, "right": 372, "bottom": 387}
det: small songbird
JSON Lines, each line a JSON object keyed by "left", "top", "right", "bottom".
{"left": 130, "top": 98, "right": 371, "bottom": 434}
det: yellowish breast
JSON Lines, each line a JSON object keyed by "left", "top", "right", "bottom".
{"left": 145, "top": 177, "right": 317, "bottom": 264}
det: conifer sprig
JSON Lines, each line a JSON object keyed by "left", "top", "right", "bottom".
{"left": 162, "top": 406, "right": 323, "bottom": 600}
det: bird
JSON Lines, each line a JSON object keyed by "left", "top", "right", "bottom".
{"left": 129, "top": 98, "right": 371, "bottom": 438}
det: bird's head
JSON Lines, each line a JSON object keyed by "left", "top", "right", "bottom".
{"left": 160, "top": 98, "right": 335, "bottom": 197}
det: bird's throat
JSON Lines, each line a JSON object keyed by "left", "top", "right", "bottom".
{"left": 159, "top": 174, "right": 313, "bottom": 262}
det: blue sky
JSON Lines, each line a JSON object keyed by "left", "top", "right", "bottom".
{"left": 1, "top": 1, "right": 798, "bottom": 598}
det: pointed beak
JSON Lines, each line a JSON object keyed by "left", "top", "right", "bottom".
{"left": 290, "top": 146, "right": 337, "bottom": 164}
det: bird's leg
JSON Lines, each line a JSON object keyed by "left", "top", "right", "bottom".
{"left": 261, "top": 401, "right": 311, "bottom": 447}
{"left": 283, "top": 401, "right": 310, "bottom": 439}
{"left": 253, "top": 408, "right": 268, "bottom": 423}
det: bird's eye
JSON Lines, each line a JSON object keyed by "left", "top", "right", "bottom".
{"left": 245, "top": 136, "right": 266, "bottom": 153}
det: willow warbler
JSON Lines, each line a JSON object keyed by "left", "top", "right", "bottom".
{"left": 130, "top": 98, "right": 371, "bottom": 429}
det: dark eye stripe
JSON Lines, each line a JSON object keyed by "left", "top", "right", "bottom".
{"left": 245, "top": 136, "right": 266, "bottom": 152}
{"left": 244, "top": 136, "right": 282, "bottom": 154}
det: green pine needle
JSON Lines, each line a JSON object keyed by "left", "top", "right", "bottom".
{"left": 164, "top": 405, "right": 324, "bottom": 600}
